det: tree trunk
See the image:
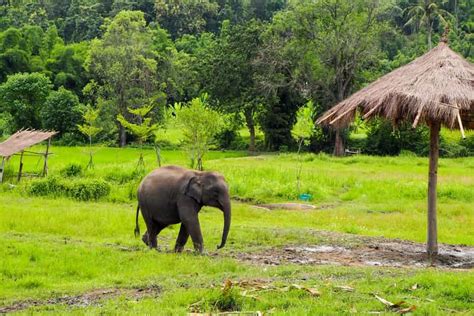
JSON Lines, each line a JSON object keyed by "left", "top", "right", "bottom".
{"left": 119, "top": 124, "right": 127, "bottom": 147}
{"left": 332, "top": 89, "right": 346, "bottom": 156}
{"left": 427, "top": 121, "right": 440, "bottom": 257}
{"left": 244, "top": 108, "right": 256, "bottom": 153}
{"left": 333, "top": 130, "right": 344, "bottom": 156}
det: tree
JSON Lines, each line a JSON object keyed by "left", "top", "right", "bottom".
{"left": 0, "top": 72, "right": 52, "bottom": 130}
{"left": 154, "top": 0, "right": 219, "bottom": 39}
{"left": 405, "top": 0, "right": 453, "bottom": 49}
{"left": 292, "top": 101, "right": 316, "bottom": 154}
{"left": 175, "top": 95, "right": 223, "bottom": 170}
{"left": 117, "top": 104, "right": 159, "bottom": 167}
{"left": 62, "top": 0, "right": 103, "bottom": 43}
{"left": 291, "top": 100, "right": 316, "bottom": 195}
{"left": 87, "top": 10, "right": 157, "bottom": 147}
{"left": 199, "top": 20, "right": 264, "bottom": 152}
{"left": 77, "top": 105, "right": 102, "bottom": 169}
{"left": 41, "top": 87, "right": 83, "bottom": 136}
{"left": 262, "top": 0, "right": 385, "bottom": 154}
{"left": 46, "top": 42, "right": 90, "bottom": 96}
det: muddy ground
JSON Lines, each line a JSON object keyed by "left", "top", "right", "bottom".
{"left": 0, "top": 285, "right": 161, "bottom": 314}
{"left": 233, "top": 231, "right": 474, "bottom": 269}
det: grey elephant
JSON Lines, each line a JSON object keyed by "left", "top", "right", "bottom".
{"left": 134, "top": 165, "right": 231, "bottom": 253}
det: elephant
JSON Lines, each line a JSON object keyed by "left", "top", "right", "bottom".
{"left": 134, "top": 165, "right": 231, "bottom": 253}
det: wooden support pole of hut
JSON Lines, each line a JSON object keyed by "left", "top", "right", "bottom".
{"left": 0, "top": 157, "right": 5, "bottom": 183}
{"left": 427, "top": 121, "right": 440, "bottom": 256}
{"left": 42, "top": 138, "right": 51, "bottom": 176}
{"left": 17, "top": 150, "right": 24, "bottom": 182}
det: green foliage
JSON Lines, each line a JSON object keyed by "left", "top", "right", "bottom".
{"left": 292, "top": 101, "right": 316, "bottom": 148}
{"left": 364, "top": 120, "right": 429, "bottom": 156}
{"left": 29, "top": 176, "right": 111, "bottom": 201}
{"left": 45, "top": 42, "right": 89, "bottom": 96}
{"left": 0, "top": 72, "right": 52, "bottom": 130}
{"left": 404, "top": 0, "right": 453, "bottom": 49}
{"left": 77, "top": 105, "right": 102, "bottom": 142}
{"left": 116, "top": 105, "right": 159, "bottom": 145}
{"left": 41, "top": 87, "right": 83, "bottom": 136}
{"left": 67, "top": 178, "right": 111, "bottom": 201}
{"left": 155, "top": 0, "right": 219, "bottom": 39}
{"left": 60, "top": 163, "right": 83, "bottom": 178}
{"left": 87, "top": 10, "right": 158, "bottom": 145}
{"left": 208, "top": 281, "right": 242, "bottom": 312}
{"left": 176, "top": 95, "right": 223, "bottom": 169}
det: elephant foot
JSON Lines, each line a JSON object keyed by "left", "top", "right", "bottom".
{"left": 192, "top": 242, "right": 204, "bottom": 254}
{"left": 174, "top": 245, "right": 185, "bottom": 253}
{"left": 141, "top": 233, "right": 149, "bottom": 246}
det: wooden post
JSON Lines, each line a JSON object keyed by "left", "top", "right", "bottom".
{"left": 0, "top": 157, "right": 5, "bottom": 183}
{"left": 42, "top": 138, "right": 51, "bottom": 176}
{"left": 427, "top": 121, "right": 440, "bottom": 257}
{"left": 17, "top": 150, "right": 24, "bottom": 182}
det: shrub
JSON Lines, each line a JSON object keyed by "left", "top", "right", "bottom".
{"left": 28, "top": 177, "right": 65, "bottom": 197}
{"left": 214, "top": 128, "right": 238, "bottom": 149}
{"left": 28, "top": 176, "right": 110, "bottom": 201}
{"left": 66, "top": 179, "right": 111, "bottom": 201}
{"left": 364, "top": 120, "right": 428, "bottom": 156}
{"left": 60, "top": 163, "right": 83, "bottom": 177}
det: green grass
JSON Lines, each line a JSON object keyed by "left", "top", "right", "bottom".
{"left": 1, "top": 147, "right": 473, "bottom": 314}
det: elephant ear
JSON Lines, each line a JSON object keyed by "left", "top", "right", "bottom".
{"left": 184, "top": 176, "right": 202, "bottom": 203}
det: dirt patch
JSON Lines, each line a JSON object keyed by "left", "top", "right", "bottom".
{"left": 235, "top": 233, "right": 474, "bottom": 269}
{"left": 0, "top": 285, "right": 161, "bottom": 313}
{"left": 256, "top": 203, "right": 316, "bottom": 211}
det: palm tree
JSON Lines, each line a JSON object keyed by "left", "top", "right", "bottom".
{"left": 404, "top": 0, "right": 453, "bottom": 49}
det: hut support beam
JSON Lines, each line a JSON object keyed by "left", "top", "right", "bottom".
{"left": 427, "top": 121, "right": 440, "bottom": 257}
{"left": 17, "top": 150, "right": 24, "bottom": 182}
{"left": 456, "top": 111, "right": 466, "bottom": 139}
{"left": 42, "top": 138, "right": 51, "bottom": 177}
{"left": 0, "top": 157, "right": 4, "bottom": 183}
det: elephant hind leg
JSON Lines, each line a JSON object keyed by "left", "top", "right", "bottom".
{"left": 174, "top": 224, "right": 189, "bottom": 253}
{"left": 145, "top": 221, "right": 167, "bottom": 250}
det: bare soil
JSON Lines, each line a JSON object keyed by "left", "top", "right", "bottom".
{"left": 256, "top": 203, "right": 317, "bottom": 211}
{"left": 234, "top": 231, "right": 474, "bottom": 269}
{"left": 0, "top": 285, "right": 161, "bottom": 314}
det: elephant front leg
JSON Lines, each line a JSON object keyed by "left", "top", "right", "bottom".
{"left": 174, "top": 224, "right": 189, "bottom": 253}
{"left": 181, "top": 216, "right": 203, "bottom": 253}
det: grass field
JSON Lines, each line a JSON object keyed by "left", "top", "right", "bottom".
{"left": 0, "top": 146, "right": 473, "bottom": 314}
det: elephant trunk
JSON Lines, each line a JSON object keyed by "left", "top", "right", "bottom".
{"left": 217, "top": 198, "right": 231, "bottom": 249}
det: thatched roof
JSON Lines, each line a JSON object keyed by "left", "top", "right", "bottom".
{"left": 0, "top": 129, "right": 57, "bottom": 158}
{"left": 317, "top": 41, "right": 474, "bottom": 129}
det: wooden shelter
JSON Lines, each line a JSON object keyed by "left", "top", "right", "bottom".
{"left": 316, "top": 37, "right": 474, "bottom": 257}
{"left": 0, "top": 129, "right": 57, "bottom": 183}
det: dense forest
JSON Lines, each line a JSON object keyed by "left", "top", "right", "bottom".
{"left": 0, "top": 0, "right": 473, "bottom": 155}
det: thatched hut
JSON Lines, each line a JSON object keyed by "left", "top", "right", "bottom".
{"left": 317, "top": 37, "right": 474, "bottom": 257}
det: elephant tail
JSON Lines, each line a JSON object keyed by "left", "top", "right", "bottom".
{"left": 134, "top": 204, "right": 140, "bottom": 237}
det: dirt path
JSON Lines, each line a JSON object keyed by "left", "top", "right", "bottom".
{"left": 0, "top": 285, "right": 161, "bottom": 314}
{"left": 233, "top": 231, "right": 474, "bottom": 269}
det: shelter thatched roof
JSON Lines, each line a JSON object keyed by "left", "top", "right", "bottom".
{"left": 317, "top": 41, "right": 474, "bottom": 129}
{"left": 0, "top": 129, "right": 57, "bottom": 158}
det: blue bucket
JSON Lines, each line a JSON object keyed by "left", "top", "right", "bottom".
{"left": 298, "top": 193, "right": 312, "bottom": 201}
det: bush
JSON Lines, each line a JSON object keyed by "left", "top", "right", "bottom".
{"left": 29, "top": 176, "right": 110, "bottom": 201}
{"left": 364, "top": 120, "right": 428, "bottom": 156}
{"left": 60, "top": 163, "right": 83, "bottom": 177}
{"left": 439, "top": 137, "right": 469, "bottom": 158}
{"left": 460, "top": 135, "right": 474, "bottom": 156}
{"left": 67, "top": 179, "right": 111, "bottom": 201}
{"left": 28, "top": 177, "right": 65, "bottom": 197}
{"left": 214, "top": 128, "right": 238, "bottom": 149}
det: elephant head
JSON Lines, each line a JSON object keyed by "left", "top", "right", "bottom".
{"left": 185, "top": 172, "right": 231, "bottom": 249}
